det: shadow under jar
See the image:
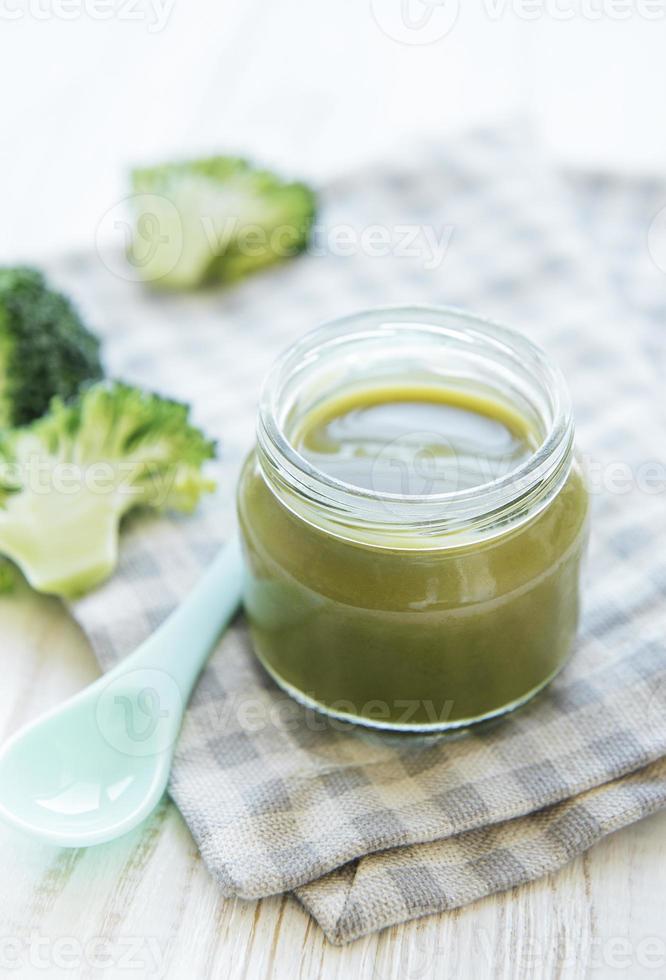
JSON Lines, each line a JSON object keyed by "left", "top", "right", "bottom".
{"left": 237, "top": 307, "right": 589, "bottom": 733}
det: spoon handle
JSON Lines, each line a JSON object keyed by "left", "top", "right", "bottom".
{"left": 125, "top": 535, "right": 244, "bottom": 698}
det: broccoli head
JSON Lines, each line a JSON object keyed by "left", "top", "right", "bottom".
{"left": 0, "top": 267, "right": 103, "bottom": 427}
{"left": 130, "top": 156, "right": 317, "bottom": 289}
{"left": 0, "top": 559, "right": 17, "bottom": 594}
{"left": 0, "top": 381, "right": 216, "bottom": 597}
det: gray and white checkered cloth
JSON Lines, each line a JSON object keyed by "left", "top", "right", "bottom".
{"left": 47, "top": 128, "right": 666, "bottom": 944}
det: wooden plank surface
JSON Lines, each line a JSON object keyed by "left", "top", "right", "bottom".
{"left": 1, "top": 579, "right": 665, "bottom": 980}
{"left": 4, "top": 1, "right": 666, "bottom": 263}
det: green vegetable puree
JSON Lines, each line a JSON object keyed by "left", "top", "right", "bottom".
{"left": 292, "top": 386, "right": 538, "bottom": 495}
{"left": 238, "top": 385, "right": 588, "bottom": 730}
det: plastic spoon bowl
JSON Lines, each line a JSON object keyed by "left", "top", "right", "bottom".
{"left": 0, "top": 536, "right": 243, "bottom": 847}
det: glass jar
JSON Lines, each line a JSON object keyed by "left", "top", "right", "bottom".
{"left": 237, "top": 307, "right": 589, "bottom": 733}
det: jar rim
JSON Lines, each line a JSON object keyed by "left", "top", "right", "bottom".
{"left": 257, "top": 305, "right": 575, "bottom": 538}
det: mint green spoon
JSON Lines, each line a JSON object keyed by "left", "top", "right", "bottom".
{"left": 0, "top": 536, "right": 243, "bottom": 848}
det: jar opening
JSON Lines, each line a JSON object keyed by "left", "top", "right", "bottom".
{"left": 257, "top": 306, "right": 574, "bottom": 543}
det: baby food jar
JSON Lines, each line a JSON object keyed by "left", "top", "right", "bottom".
{"left": 237, "top": 307, "right": 589, "bottom": 733}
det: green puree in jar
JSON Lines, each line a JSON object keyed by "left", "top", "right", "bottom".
{"left": 238, "top": 384, "right": 589, "bottom": 730}
{"left": 293, "top": 386, "right": 538, "bottom": 496}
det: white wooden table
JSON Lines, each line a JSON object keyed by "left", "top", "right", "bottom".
{"left": 2, "top": 0, "right": 666, "bottom": 264}
{"left": 2, "top": 578, "right": 665, "bottom": 980}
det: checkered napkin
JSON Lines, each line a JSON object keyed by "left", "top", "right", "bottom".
{"left": 48, "top": 128, "right": 666, "bottom": 944}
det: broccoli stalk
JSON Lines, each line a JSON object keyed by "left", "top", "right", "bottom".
{"left": 0, "top": 267, "right": 103, "bottom": 426}
{"left": 0, "top": 382, "right": 215, "bottom": 598}
{"left": 130, "top": 156, "right": 317, "bottom": 289}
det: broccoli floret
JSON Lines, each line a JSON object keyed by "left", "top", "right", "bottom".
{"left": 0, "top": 381, "right": 215, "bottom": 598}
{"left": 0, "top": 558, "right": 17, "bottom": 594}
{"left": 130, "top": 156, "right": 317, "bottom": 289}
{"left": 0, "top": 267, "right": 103, "bottom": 427}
